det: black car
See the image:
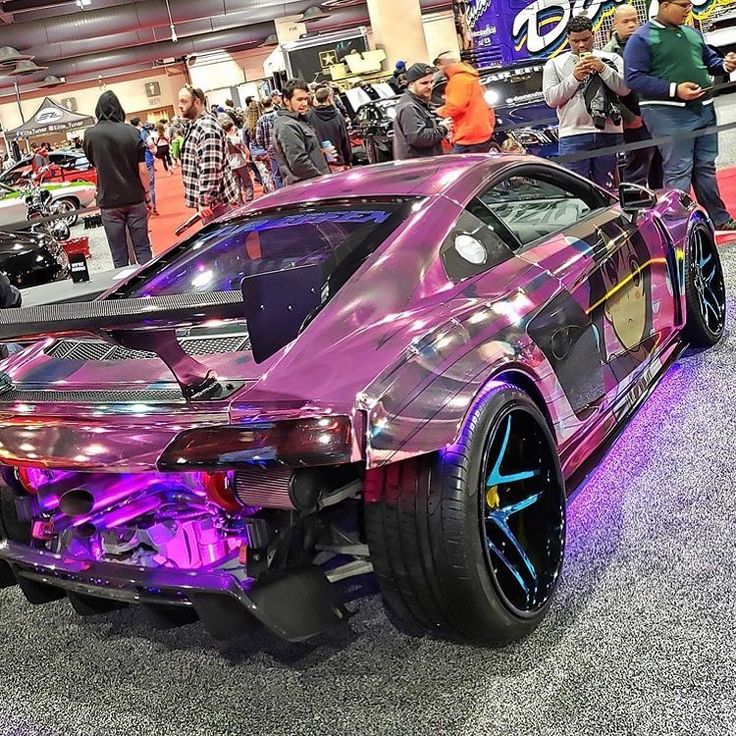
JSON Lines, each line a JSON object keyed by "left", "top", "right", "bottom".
{"left": 0, "top": 230, "right": 69, "bottom": 289}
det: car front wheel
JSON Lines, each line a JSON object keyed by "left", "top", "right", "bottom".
{"left": 364, "top": 383, "right": 566, "bottom": 643}
{"left": 684, "top": 220, "right": 726, "bottom": 348}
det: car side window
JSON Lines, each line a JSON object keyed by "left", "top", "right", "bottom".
{"left": 476, "top": 173, "right": 600, "bottom": 248}
{"left": 440, "top": 209, "right": 515, "bottom": 282}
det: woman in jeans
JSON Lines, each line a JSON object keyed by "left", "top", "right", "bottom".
{"left": 222, "top": 119, "right": 254, "bottom": 203}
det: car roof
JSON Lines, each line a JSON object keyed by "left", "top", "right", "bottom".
{"left": 255, "top": 155, "right": 514, "bottom": 204}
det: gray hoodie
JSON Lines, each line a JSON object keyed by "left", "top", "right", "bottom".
{"left": 542, "top": 50, "right": 629, "bottom": 138}
{"left": 272, "top": 108, "right": 330, "bottom": 185}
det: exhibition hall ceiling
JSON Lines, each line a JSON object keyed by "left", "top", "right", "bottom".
{"left": 0, "top": 0, "right": 448, "bottom": 88}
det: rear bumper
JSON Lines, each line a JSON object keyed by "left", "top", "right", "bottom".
{"left": 0, "top": 540, "right": 346, "bottom": 641}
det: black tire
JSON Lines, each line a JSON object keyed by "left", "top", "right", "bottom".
{"left": 52, "top": 197, "right": 79, "bottom": 227}
{"left": 683, "top": 220, "right": 726, "bottom": 348}
{"left": 365, "top": 384, "right": 566, "bottom": 644}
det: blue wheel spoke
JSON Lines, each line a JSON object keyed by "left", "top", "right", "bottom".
{"left": 496, "top": 491, "right": 543, "bottom": 518}
{"left": 487, "top": 539, "right": 531, "bottom": 599}
{"left": 486, "top": 416, "right": 541, "bottom": 488}
{"left": 704, "top": 296, "right": 720, "bottom": 322}
{"left": 698, "top": 251, "right": 712, "bottom": 269}
{"left": 487, "top": 514, "right": 539, "bottom": 585}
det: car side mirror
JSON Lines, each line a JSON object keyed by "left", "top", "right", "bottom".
{"left": 619, "top": 182, "right": 657, "bottom": 214}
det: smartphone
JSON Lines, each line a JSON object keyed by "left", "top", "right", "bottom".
{"left": 579, "top": 51, "right": 592, "bottom": 58}
{"left": 699, "top": 84, "right": 715, "bottom": 92}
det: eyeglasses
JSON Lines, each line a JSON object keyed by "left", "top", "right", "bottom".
{"left": 183, "top": 83, "right": 206, "bottom": 103}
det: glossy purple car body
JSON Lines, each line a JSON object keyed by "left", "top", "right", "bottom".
{"left": 0, "top": 155, "right": 725, "bottom": 643}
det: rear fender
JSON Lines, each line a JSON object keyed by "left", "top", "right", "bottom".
{"left": 362, "top": 333, "right": 574, "bottom": 468}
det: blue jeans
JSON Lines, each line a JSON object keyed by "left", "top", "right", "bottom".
{"left": 642, "top": 104, "right": 730, "bottom": 227}
{"left": 147, "top": 162, "right": 156, "bottom": 208}
{"left": 557, "top": 132, "right": 622, "bottom": 189}
{"left": 452, "top": 139, "right": 494, "bottom": 154}
{"left": 269, "top": 152, "right": 283, "bottom": 189}
{"left": 100, "top": 202, "right": 153, "bottom": 268}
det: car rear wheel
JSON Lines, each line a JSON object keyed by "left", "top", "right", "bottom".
{"left": 52, "top": 197, "right": 79, "bottom": 227}
{"left": 684, "top": 220, "right": 726, "bottom": 348}
{"left": 364, "top": 384, "right": 566, "bottom": 643}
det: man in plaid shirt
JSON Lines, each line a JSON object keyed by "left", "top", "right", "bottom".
{"left": 255, "top": 97, "right": 283, "bottom": 189}
{"left": 177, "top": 85, "right": 240, "bottom": 223}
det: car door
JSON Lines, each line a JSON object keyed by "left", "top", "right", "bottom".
{"left": 469, "top": 163, "right": 677, "bottom": 417}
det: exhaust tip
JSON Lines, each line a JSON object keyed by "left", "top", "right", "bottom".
{"left": 59, "top": 489, "right": 94, "bottom": 516}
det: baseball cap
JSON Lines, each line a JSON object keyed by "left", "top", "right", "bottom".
{"left": 404, "top": 63, "right": 437, "bottom": 82}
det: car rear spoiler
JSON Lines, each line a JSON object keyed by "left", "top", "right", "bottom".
{"left": 0, "top": 291, "right": 247, "bottom": 401}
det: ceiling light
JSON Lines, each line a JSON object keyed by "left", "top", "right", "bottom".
{"left": 300, "top": 5, "right": 329, "bottom": 21}
{"left": 39, "top": 74, "right": 64, "bottom": 87}
{"left": 11, "top": 59, "right": 48, "bottom": 75}
{"left": 0, "top": 46, "right": 33, "bottom": 69}
{"left": 75, "top": 0, "right": 91, "bottom": 7}
{"left": 164, "top": 0, "right": 178, "bottom": 43}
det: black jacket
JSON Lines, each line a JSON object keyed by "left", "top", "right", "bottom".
{"left": 307, "top": 105, "right": 351, "bottom": 166}
{"left": 392, "top": 91, "right": 447, "bottom": 160}
{"left": 272, "top": 109, "right": 330, "bottom": 185}
{"left": 83, "top": 91, "right": 147, "bottom": 208}
{"left": 583, "top": 59, "right": 623, "bottom": 130}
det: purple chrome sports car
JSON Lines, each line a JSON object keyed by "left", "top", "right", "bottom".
{"left": 0, "top": 155, "right": 725, "bottom": 644}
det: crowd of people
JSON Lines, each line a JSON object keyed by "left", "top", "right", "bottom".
{"left": 543, "top": 1, "right": 736, "bottom": 230}
{"left": 82, "top": 80, "right": 355, "bottom": 267}
{"left": 66, "top": 0, "right": 736, "bottom": 267}
{"left": 389, "top": 53, "right": 496, "bottom": 160}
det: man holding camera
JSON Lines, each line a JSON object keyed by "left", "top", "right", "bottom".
{"left": 543, "top": 14, "right": 629, "bottom": 188}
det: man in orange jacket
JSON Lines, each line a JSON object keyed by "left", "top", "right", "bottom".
{"left": 438, "top": 61, "right": 496, "bottom": 153}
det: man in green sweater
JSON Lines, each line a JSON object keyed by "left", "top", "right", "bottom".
{"left": 624, "top": 0, "right": 736, "bottom": 229}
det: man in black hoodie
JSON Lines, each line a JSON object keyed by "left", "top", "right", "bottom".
{"left": 307, "top": 86, "right": 352, "bottom": 169}
{"left": 272, "top": 78, "right": 330, "bottom": 185}
{"left": 83, "top": 91, "right": 153, "bottom": 268}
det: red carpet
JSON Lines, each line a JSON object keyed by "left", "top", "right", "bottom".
{"left": 147, "top": 162, "right": 736, "bottom": 252}
{"left": 146, "top": 165, "right": 193, "bottom": 255}
{"left": 147, "top": 162, "right": 267, "bottom": 254}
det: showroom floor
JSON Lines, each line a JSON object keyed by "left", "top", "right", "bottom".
{"left": 0, "top": 249, "right": 734, "bottom": 735}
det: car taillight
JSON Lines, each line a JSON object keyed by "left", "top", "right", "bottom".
{"left": 157, "top": 417, "right": 353, "bottom": 471}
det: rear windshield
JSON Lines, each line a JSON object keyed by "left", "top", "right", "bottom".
{"left": 118, "top": 202, "right": 410, "bottom": 298}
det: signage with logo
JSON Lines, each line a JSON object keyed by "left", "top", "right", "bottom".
{"left": 145, "top": 81, "right": 161, "bottom": 98}
{"left": 61, "top": 97, "right": 78, "bottom": 112}
{"left": 456, "top": 0, "right": 723, "bottom": 67}
{"left": 36, "top": 107, "right": 64, "bottom": 124}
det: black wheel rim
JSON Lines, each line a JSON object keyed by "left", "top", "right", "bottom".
{"left": 479, "top": 408, "right": 565, "bottom": 616}
{"left": 691, "top": 227, "right": 725, "bottom": 336}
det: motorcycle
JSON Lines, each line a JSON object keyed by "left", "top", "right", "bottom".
{"left": 22, "top": 177, "right": 72, "bottom": 243}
